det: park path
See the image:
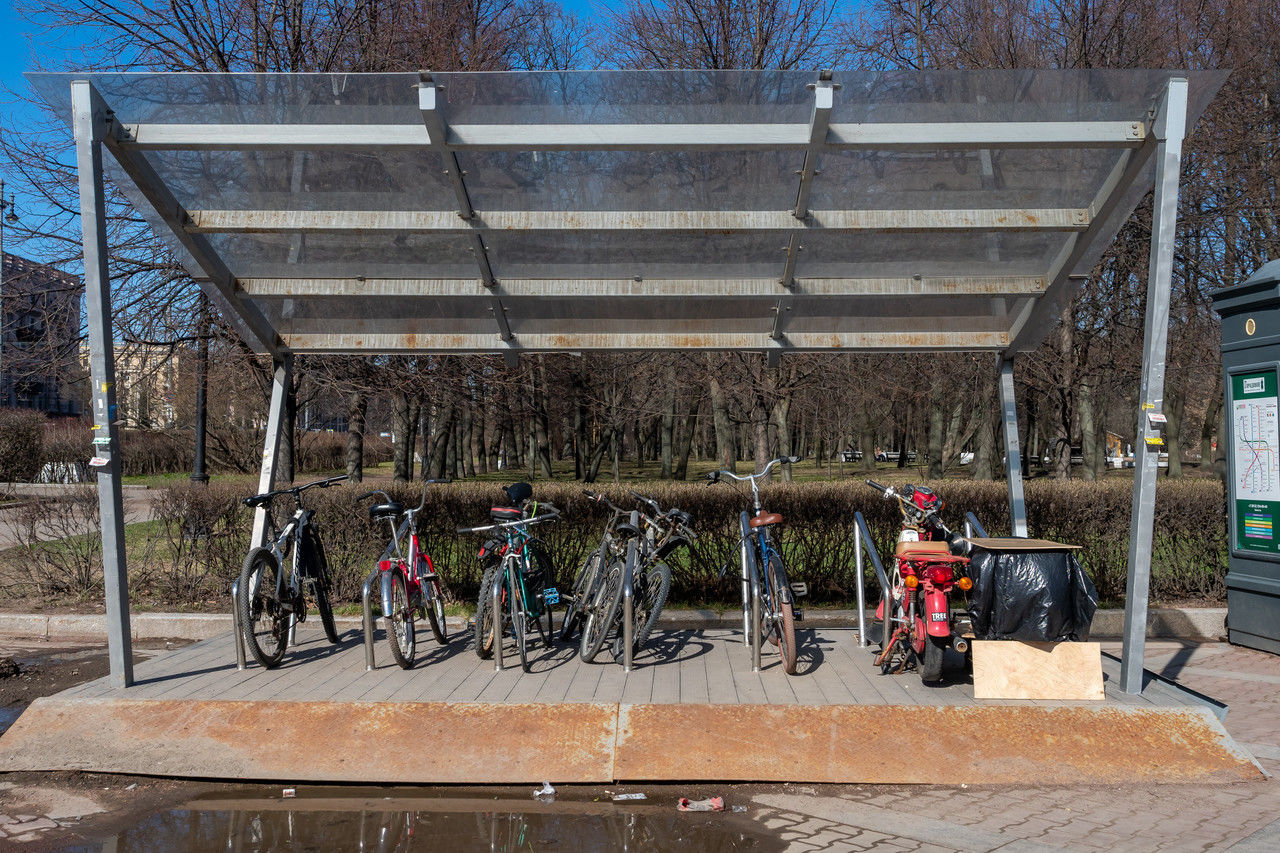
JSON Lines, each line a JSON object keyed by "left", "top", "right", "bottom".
{"left": 0, "top": 484, "right": 156, "bottom": 550}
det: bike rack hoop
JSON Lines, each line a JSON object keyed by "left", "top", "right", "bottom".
{"left": 362, "top": 567, "right": 379, "bottom": 671}
{"left": 230, "top": 578, "right": 246, "bottom": 670}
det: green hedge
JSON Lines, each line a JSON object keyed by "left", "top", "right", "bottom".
{"left": 130, "top": 477, "right": 1226, "bottom": 609}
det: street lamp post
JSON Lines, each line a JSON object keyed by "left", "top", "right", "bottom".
{"left": 0, "top": 178, "right": 20, "bottom": 408}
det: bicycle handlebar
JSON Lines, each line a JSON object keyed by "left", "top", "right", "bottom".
{"left": 455, "top": 503, "right": 561, "bottom": 536}
{"left": 865, "top": 478, "right": 890, "bottom": 495}
{"left": 244, "top": 473, "right": 348, "bottom": 506}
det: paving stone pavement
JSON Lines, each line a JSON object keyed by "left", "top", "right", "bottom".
{"left": 750, "top": 640, "right": 1280, "bottom": 852}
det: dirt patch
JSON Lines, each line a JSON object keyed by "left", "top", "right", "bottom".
{"left": 0, "top": 639, "right": 191, "bottom": 733}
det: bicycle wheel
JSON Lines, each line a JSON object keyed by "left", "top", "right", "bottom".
{"left": 424, "top": 577, "right": 448, "bottom": 645}
{"left": 237, "top": 548, "right": 288, "bottom": 668}
{"left": 525, "top": 541, "right": 556, "bottom": 647}
{"left": 474, "top": 562, "right": 500, "bottom": 659}
{"left": 509, "top": 565, "right": 529, "bottom": 672}
{"left": 302, "top": 527, "right": 340, "bottom": 644}
{"left": 560, "top": 548, "right": 602, "bottom": 642}
{"left": 580, "top": 559, "right": 623, "bottom": 662}
{"left": 385, "top": 569, "right": 416, "bottom": 669}
{"left": 613, "top": 560, "right": 673, "bottom": 661}
{"left": 768, "top": 555, "right": 798, "bottom": 675}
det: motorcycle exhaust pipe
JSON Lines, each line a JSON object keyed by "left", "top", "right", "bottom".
{"left": 952, "top": 637, "right": 970, "bottom": 655}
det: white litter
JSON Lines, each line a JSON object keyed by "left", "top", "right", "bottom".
{"left": 533, "top": 782, "right": 556, "bottom": 799}
{"left": 612, "top": 793, "right": 646, "bottom": 801}
{"left": 282, "top": 788, "right": 296, "bottom": 799}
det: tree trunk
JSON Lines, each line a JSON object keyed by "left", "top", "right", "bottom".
{"left": 531, "top": 358, "right": 553, "bottom": 478}
{"left": 427, "top": 403, "right": 454, "bottom": 480}
{"left": 344, "top": 391, "right": 366, "bottom": 483}
{"left": 472, "top": 393, "right": 487, "bottom": 475}
{"left": 673, "top": 400, "right": 698, "bottom": 480}
{"left": 1165, "top": 378, "right": 1185, "bottom": 478}
{"left": 392, "top": 390, "right": 412, "bottom": 483}
{"left": 280, "top": 376, "right": 297, "bottom": 483}
{"left": 660, "top": 367, "right": 675, "bottom": 479}
{"left": 708, "top": 374, "right": 737, "bottom": 473}
{"left": 772, "top": 395, "right": 792, "bottom": 482}
{"left": 1079, "top": 379, "right": 1097, "bottom": 481}
{"left": 1200, "top": 371, "right": 1222, "bottom": 470}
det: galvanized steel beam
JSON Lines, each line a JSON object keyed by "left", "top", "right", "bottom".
{"left": 238, "top": 275, "right": 1047, "bottom": 299}
{"left": 251, "top": 356, "right": 292, "bottom": 548}
{"left": 116, "top": 120, "right": 1147, "bottom": 151}
{"left": 187, "top": 207, "right": 1090, "bottom": 234}
{"left": 998, "top": 356, "right": 1028, "bottom": 537}
{"left": 282, "top": 330, "right": 1009, "bottom": 352}
{"left": 92, "top": 116, "right": 281, "bottom": 357}
{"left": 71, "top": 79, "right": 133, "bottom": 689}
{"left": 1122, "top": 78, "right": 1189, "bottom": 695}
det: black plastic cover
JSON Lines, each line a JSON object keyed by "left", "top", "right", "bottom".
{"left": 967, "top": 547, "right": 1098, "bottom": 641}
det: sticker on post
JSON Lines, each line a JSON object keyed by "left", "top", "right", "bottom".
{"left": 1144, "top": 436, "right": 1164, "bottom": 447}
{"left": 92, "top": 436, "right": 112, "bottom": 446}
{"left": 1147, "top": 412, "right": 1167, "bottom": 425}
{"left": 89, "top": 456, "right": 110, "bottom": 467}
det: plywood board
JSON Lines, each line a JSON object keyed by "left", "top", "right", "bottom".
{"left": 972, "top": 640, "right": 1104, "bottom": 700}
{"left": 967, "top": 537, "right": 1081, "bottom": 551}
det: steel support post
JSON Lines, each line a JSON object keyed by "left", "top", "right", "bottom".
{"left": 998, "top": 357, "right": 1028, "bottom": 537}
{"left": 362, "top": 568, "right": 379, "bottom": 670}
{"left": 854, "top": 521, "right": 868, "bottom": 648}
{"left": 1122, "top": 78, "right": 1189, "bottom": 694}
{"left": 251, "top": 355, "right": 292, "bottom": 548}
{"left": 72, "top": 80, "right": 133, "bottom": 688}
{"left": 622, "top": 511, "right": 639, "bottom": 672}
{"left": 740, "top": 512, "right": 751, "bottom": 645}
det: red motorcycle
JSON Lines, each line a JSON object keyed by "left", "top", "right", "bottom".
{"left": 866, "top": 479, "right": 973, "bottom": 683}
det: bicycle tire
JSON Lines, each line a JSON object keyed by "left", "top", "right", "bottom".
{"left": 580, "top": 559, "right": 623, "bottom": 662}
{"left": 385, "top": 569, "right": 416, "bottom": 669}
{"left": 474, "top": 563, "right": 500, "bottom": 659}
{"left": 302, "top": 526, "right": 340, "bottom": 644}
{"left": 768, "top": 555, "right": 798, "bottom": 675}
{"left": 560, "top": 547, "right": 603, "bottom": 642}
{"left": 613, "top": 560, "right": 672, "bottom": 661}
{"left": 525, "top": 540, "right": 556, "bottom": 647}
{"left": 237, "top": 547, "right": 287, "bottom": 668}
{"left": 510, "top": 564, "right": 529, "bottom": 672}
{"left": 424, "top": 578, "right": 448, "bottom": 645}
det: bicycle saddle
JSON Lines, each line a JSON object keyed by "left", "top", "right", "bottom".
{"left": 242, "top": 494, "right": 272, "bottom": 508}
{"left": 614, "top": 522, "right": 640, "bottom": 539}
{"left": 749, "top": 512, "right": 783, "bottom": 528}
{"left": 368, "top": 501, "right": 403, "bottom": 520}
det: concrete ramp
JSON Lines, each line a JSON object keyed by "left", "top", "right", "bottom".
{"left": 0, "top": 697, "right": 1263, "bottom": 785}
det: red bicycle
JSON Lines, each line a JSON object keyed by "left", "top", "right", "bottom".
{"left": 359, "top": 479, "right": 451, "bottom": 668}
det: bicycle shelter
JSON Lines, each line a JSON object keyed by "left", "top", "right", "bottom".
{"left": 25, "top": 69, "right": 1224, "bottom": 707}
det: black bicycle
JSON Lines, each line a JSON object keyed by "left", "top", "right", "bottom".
{"left": 236, "top": 474, "right": 346, "bottom": 668}
{"left": 610, "top": 492, "right": 695, "bottom": 662}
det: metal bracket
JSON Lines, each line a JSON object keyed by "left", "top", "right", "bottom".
{"left": 419, "top": 74, "right": 510, "bottom": 341}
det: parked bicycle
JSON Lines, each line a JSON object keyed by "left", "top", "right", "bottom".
{"left": 569, "top": 491, "right": 695, "bottom": 663}
{"left": 459, "top": 483, "right": 560, "bottom": 672}
{"left": 358, "top": 479, "right": 452, "bottom": 669}
{"left": 236, "top": 474, "right": 346, "bottom": 668}
{"left": 707, "top": 457, "right": 805, "bottom": 674}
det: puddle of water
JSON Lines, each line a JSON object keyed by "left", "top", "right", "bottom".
{"left": 58, "top": 796, "right": 783, "bottom": 852}
{"left": 0, "top": 705, "right": 21, "bottom": 735}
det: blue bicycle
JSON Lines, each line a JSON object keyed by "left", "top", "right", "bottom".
{"left": 707, "top": 456, "right": 803, "bottom": 674}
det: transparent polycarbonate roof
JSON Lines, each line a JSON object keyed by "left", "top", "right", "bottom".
{"left": 30, "top": 69, "right": 1224, "bottom": 355}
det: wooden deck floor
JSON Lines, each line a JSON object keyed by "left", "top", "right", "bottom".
{"left": 61, "top": 623, "right": 1193, "bottom": 710}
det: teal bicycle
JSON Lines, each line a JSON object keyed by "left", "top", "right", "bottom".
{"left": 459, "top": 487, "right": 560, "bottom": 672}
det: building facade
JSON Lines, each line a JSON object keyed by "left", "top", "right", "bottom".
{"left": 0, "top": 252, "right": 84, "bottom": 415}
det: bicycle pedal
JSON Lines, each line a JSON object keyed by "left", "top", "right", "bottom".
{"left": 789, "top": 581, "right": 809, "bottom": 598}
{"left": 793, "top": 608, "right": 804, "bottom": 622}
{"left": 420, "top": 572, "right": 437, "bottom": 581}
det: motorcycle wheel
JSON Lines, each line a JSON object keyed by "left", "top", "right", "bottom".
{"left": 920, "top": 635, "right": 948, "bottom": 683}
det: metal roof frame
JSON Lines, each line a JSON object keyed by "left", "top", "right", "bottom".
{"left": 45, "top": 69, "right": 1221, "bottom": 699}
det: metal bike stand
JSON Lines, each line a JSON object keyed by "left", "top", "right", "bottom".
{"left": 739, "top": 512, "right": 751, "bottom": 646}
{"left": 287, "top": 612, "right": 296, "bottom": 647}
{"left": 230, "top": 579, "right": 246, "bottom": 670}
{"left": 362, "top": 567, "right": 379, "bottom": 671}
{"left": 749, "top": 545, "right": 762, "bottom": 673}
{"left": 854, "top": 512, "right": 890, "bottom": 650}
{"left": 622, "top": 511, "right": 639, "bottom": 672}
{"left": 493, "top": 572, "right": 504, "bottom": 672}
{"left": 964, "top": 512, "right": 988, "bottom": 538}
{"left": 853, "top": 523, "right": 868, "bottom": 649}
